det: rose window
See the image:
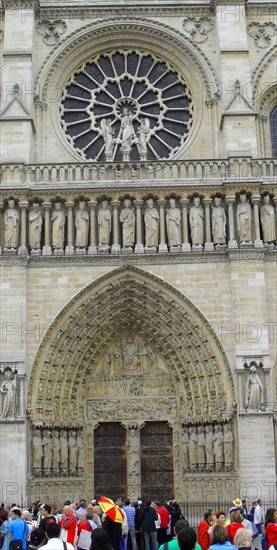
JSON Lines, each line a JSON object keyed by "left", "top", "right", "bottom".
{"left": 60, "top": 50, "right": 194, "bottom": 162}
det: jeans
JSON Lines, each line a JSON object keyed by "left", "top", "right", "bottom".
{"left": 121, "top": 534, "right": 128, "bottom": 550}
{"left": 253, "top": 524, "right": 263, "bottom": 540}
{"left": 128, "top": 527, "right": 137, "bottom": 550}
{"left": 144, "top": 531, "right": 158, "bottom": 550}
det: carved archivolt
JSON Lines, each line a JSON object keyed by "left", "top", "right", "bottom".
{"left": 27, "top": 266, "right": 235, "bottom": 426}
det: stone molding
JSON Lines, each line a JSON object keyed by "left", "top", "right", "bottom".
{"left": 252, "top": 45, "right": 277, "bottom": 100}
{"left": 183, "top": 16, "right": 214, "bottom": 43}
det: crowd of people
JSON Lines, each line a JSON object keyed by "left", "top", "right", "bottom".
{"left": 0, "top": 497, "right": 276, "bottom": 550}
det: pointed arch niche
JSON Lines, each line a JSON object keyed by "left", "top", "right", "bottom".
{"left": 27, "top": 267, "right": 238, "bottom": 502}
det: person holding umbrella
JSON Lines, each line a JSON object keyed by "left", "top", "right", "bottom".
{"left": 98, "top": 498, "right": 124, "bottom": 550}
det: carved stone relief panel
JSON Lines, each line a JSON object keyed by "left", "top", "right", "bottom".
{"left": 31, "top": 427, "right": 85, "bottom": 478}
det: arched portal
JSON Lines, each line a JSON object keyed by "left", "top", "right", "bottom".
{"left": 27, "top": 267, "right": 238, "bottom": 502}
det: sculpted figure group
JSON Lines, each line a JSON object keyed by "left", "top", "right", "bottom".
{"left": 32, "top": 428, "right": 85, "bottom": 477}
{"left": 183, "top": 423, "right": 234, "bottom": 473}
{"left": 101, "top": 109, "right": 150, "bottom": 161}
{"left": 2, "top": 194, "right": 276, "bottom": 253}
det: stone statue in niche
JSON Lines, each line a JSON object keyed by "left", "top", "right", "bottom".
{"left": 29, "top": 203, "right": 43, "bottom": 250}
{"left": 127, "top": 428, "right": 140, "bottom": 477}
{"left": 60, "top": 430, "right": 68, "bottom": 475}
{"left": 211, "top": 197, "right": 226, "bottom": 245}
{"left": 98, "top": 200, "right": 111, "bottom": 250}
{"left": 101, "top": 118, "right": 115, "bottom": 162}
{"left": 260, "top": 194, "right": 276, "bottom": 244}
{"left": 182, "top": 427, "right": 190, "bottom": 472}
{"left": 52, "top": 430, "right": 61, "bottom": 474}
{"left": 189, "top": 197, "right": 204, "bottom": 246}
{"left": 166, "top": 198, "right": 181, "bottom": 247}
{"left": 77, "top": 432, "right": 85, "bottom": 473}
{"left": 245, "top": 365, "right": 263, "bottom": 410}
{"left": 42, "top": 430, "right": 53, "bottom": 475}
{"left": 137, "top": 118, "right": 150, "bottom": 161}
{"left": 144, "top": 199, "right": 159, "bottom": 249}
{"left": 188, "top": 426, "right": 198, "bottom": 472}
{"left": 68, "top": 430, "right": 77, "bottom": 475}
{"left": 223, "top": 424, "right": 233, "bottom": 470}
{"left": 197, "top": 426, "right": 206, "bottom": 472}
{"left": 0, "top": 368, "right": 17, "bottom": 418}
{"left": 205, "top": 425, "right": 215, "bottom": 472}
{"left": 120, "top": 199, "right": 135, "bottom": 249}
{"left": 236, "top": 193, "right": 252, "bottom": 243}
{"left": 51, "top": 202, "right": 65, "bottom": 250}
{"left": 213, "top": 424, "right": 223, "bottom": 472}
{"left": 32, "top": 430, "right": 43, "bottom": 474}
{"left": 75, "top": 201, "right": 89, "bottom": 249}
{"left": 4, "top": 200, "right": 19, "bottom": 249}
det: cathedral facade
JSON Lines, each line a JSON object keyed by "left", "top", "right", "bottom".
{"left": 0, "top": 0, "right": 276, "bottom": 505}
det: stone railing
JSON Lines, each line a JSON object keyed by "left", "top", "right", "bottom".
{"left": 0, "top": 157, "right": 277, "bottom": 187}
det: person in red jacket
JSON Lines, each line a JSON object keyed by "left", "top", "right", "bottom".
{"left": 226, "top": 511, "right": 245, "bottom": 544}
{"left": 156, "top": 502, "right": 170, "bottom": 546}
{"left": 265, "top": 508, "right": 277, "bottom": 548}
{"left": 60, "top": 506, "right": 78, "bottom": 546}
{"left": 197, "top": 510, "right": 216, "bottom": 550}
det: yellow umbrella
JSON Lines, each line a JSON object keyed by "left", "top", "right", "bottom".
{"left": 98, "top": 496, "right": 124, "bottom": 523}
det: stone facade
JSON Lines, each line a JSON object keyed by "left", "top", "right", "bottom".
{"left": 0, "top": 0, "right": 276, "bottom": 505}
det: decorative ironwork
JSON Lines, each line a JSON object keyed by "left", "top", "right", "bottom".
{"left": 94, "top": 423, "right": 127, "bottom": 499}
{"left": 60, "top": 50, "right": 193, "bottom": 162}
{"left": 141, "top": 422, "right": 173, "bottom": 501}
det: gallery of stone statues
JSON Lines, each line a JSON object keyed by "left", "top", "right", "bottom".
{"left": 0, "top": 0, "right": 276, "bottom": 506}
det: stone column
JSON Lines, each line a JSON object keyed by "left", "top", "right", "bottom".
{"left": 252, "top": 194, "right": 263, "bottom": 248}
{"left": 65, "top": 201, "right": 75, "bottom": 256}
{"left": 203, "top": 197, "right": 214, "bottom": 252}
{"left": 273, "top": 196, "right": 277, "bottom": 245}
{"left": 134, "top": 199, "right": 144, "bottom": 254}
{"left": 0, "top": 201, "right": 3, "bottom": 255}
{"left": 88, "top": 200, "right": 98, "bottom": 255}
{"left": 84, "top": 422, "right": 98, "bottom": 500}
{"left": 180, "top": 198, "right": 191, "bottom": 252}
{"left": 17, "top": 374, "right": 25, "bottom": 419}
{"left": 226, "top": 195, "right": 238, "bottom": 249}
{"left": 172, "top": 422, "right": 183, "bottom": 502}
{"left": 158, "top": 199, "right": 168, "bottom": 253}
{"left": 111, "top": 200, "right": 121, "bottom": 254}
{"left": 18, "top": 201, "right": 28, "bottom": 255}
{"left": 42, "top": 201, "right": 52, "bottom": 255}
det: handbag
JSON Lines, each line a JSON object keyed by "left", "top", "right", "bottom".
{"left": 9, "top": 542, "right": 23, "bottom": 550}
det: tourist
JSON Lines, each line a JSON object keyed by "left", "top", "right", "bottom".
{"left": 59, "top": 505, "right": 77, "bottom": 546}
{"left": 198, "top": 510, "right": 217, "bottom": 550}
{"left": 160, "top": 519, "right": 202, "bottom": 550}
{"left": 234, "top": 528, "right": 252, "bottom": 550}
{"left": 0, "top": 510, "right": 9, "bottom": 550}
{"left": 140, "top": 499, "right": 158, "bottom": 550}
{"left": 39, "top": 505, "right": 57, "bottom": 532}
{"left": 215, "top": 512, "right": 226, "bottom": 526}
{"left": 27, "top": 528, "right": 46, "bottom": 550}
{"left": 123, "top": 499, "right": 137, "bottom": 550}
{"left": 226, "top": 511, "right": 245, "bottom": 544}
{"left": 178, "top": 527, "right": 197, "bottom": 550}
{"left": 40, "top": 523, "right": 74, "bottom": 550}
{"left": 90, "top": 528, "right": 113, "bottom": 550}
{"left": 156, "top": 502, "right": 170, "bottom": 546}
{"left": 264, "top": 508, "right": 277, "bottom": 549}
{"left": 8, "top": 508, "right": 28, "bottom": 550}
{"left": 208, "top": 525, "right": 238, "bottom": 550}
{"left": 253, "top": 500, "right": 264, "bottom": 541}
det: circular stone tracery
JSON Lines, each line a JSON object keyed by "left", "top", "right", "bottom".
{"left": 60, "top": 50, "right": 194, "bottom": 161}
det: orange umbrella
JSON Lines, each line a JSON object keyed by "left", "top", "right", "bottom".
{"left": 98, "top": 496, "right": 124, "bottom": 523}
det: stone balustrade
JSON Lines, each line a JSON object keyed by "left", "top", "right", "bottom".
{"left": 0, "top": 157, "right": 277, "bottom": 187}
{"left": 0, "top": 191, "right": 276, "bottom": 256}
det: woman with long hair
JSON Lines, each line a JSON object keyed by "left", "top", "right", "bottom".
{"left": 234, "top": 528, "right": 252, "bottom": 550}
{"left": 208, "top": 524, "right": 238, "bottom": 550}
{"left": 264, "top": 508, "right": 277, "bottom": 549}
{"left": 226, "top": 510, "right": 245, "bottom": 544}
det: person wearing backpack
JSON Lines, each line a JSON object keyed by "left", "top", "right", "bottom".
{"left": 264, "top": 509, "right": 277, "bottom": 550}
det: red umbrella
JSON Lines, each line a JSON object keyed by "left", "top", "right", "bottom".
{"left": 98, "top": 496, "right": 124, "bottom": 523}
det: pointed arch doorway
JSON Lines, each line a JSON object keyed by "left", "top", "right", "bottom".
{"left": 27, "top": 267, "right": 237, "bottom": 503}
